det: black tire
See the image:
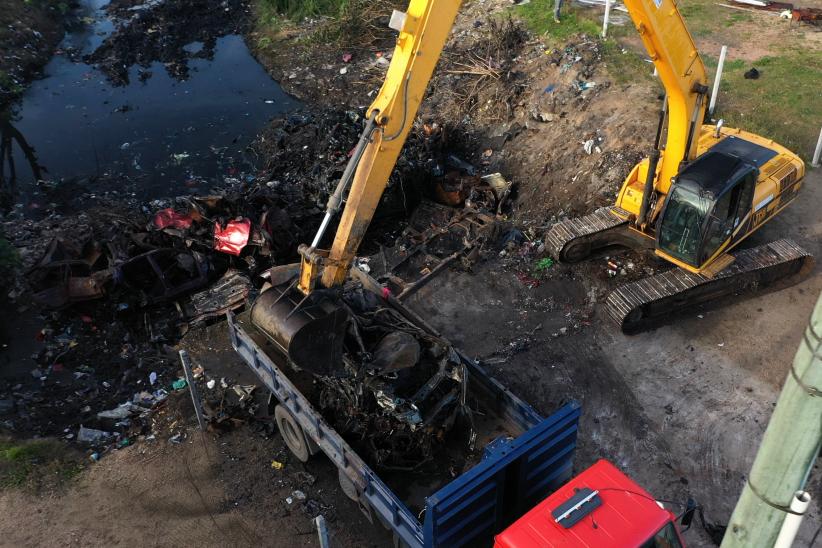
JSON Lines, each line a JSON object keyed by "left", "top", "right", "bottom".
{"left": 274, "top": 404, "right": 311, "bottom": 462}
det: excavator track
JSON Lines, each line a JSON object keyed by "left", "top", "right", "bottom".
{"left": 607, "top": 239, "right": 814, "bottom": 334}
{"left": 545, "top": 207, "right": 635, "bottom": 263}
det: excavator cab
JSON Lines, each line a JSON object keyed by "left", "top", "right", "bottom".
{"left": 657, "top": 150, "right": 757, "bottom": 269}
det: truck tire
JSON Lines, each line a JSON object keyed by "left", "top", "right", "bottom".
{"left": 338, "top": 468, "right": 360, "bottom": 502}
{"left": 274, "top": 405, "right": 311, "bottom": 462}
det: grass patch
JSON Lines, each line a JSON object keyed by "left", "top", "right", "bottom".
{"left": 601, "top": 40, "right": 655, "bottom": 86}
{"left": 676, "top": 0, "right": 749, "bottom": 36}
{"left": 0, "top": 70, "right": 25, "bottom": 97}
{"left": 257, "top": 0, "right": 350, "bottom": 22}
{"left": 0, "top": 236, "right": 19, "bottom": 278}
{"left": 514, "top": 0, "right": 653, "bottom": 87}
{"left": 515, "top": 0, "right": 600, "bottom": 45}
{"left": 709, "top": 48, "right": 822, "bottom": 159}
{"left": 254, "top": 0, "right": 400, "bottom": 51}
{"left": 0, "top": 438, "right": 83, "bottom": 491}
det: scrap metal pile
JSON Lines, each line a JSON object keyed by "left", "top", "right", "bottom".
{"left": 250, "top": 279, "right": 476, "bottom": 472}
{"left": 249, "top": 180, "right": 512, "bottom": 471}
{"left": 315, "top": 285, "right": 471, "bottom": 471}
{"left": 1, "top": 106, "right": 512, "bottom": 468}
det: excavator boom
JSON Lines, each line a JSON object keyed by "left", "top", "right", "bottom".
{"left": 315, "top": 0, "right": 463, "bottom": 288}
{"left": 623, "top": 0, "right": 708, "bottom": 194}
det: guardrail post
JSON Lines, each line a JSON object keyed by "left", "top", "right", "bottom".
{"left": 602, "top": 0, "right": 612, "bottom": 37}
{"left": 709, "top": 45, "right": 728, "bottom": 118}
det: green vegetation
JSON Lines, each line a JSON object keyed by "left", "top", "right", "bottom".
{"left": 254, "top": 0, "right": 399, "bottom": 51}
{"left": 22, "top": 0, "right": 72, "bottom": 14}
{"left": 514, "top": 0, "right": 652, "bottom": 85}
{"left": 0, "top": 438, "right": 82, "bottom": 491}
{"left": 257, "top": 0, "right": 351, "bottom": 21}
{"left": 0, "top": 70, "right": 24, "bottom": 96}
{"left": 708, "top": 49, "right": 822, "bottom": 159}
{"left": 0, "top": 236, "right": 19, "bottom": 278}
{"left": 676, "top": 0, "right": 753, "bottom": 36}
{"left": 515, "top": 0, "right": 600, "bottom": 44}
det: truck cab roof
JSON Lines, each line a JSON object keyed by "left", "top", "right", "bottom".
{"left": 495, "top": 459, "right": 676, "bottom": 548}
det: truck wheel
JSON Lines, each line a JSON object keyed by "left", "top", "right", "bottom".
{"left": 338, "top": 468, "right": 360, "bottom": 502}
{"left": 274, "top": 405, "right": 310, "bottom": 462}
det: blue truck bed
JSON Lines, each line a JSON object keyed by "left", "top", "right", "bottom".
{"left": 227, "top": 293, "right": 580, "bottom": 547}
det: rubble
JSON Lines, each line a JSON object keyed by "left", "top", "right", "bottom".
{"left": 0, "top": 1, "right": 71, "bottom": 109}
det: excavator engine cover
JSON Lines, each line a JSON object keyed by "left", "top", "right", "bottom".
{"left": 250, "top": 284, "right": 350, "bottom": 376}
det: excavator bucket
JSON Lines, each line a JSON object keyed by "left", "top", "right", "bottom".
{"left": 250, "top": 279, "right": 349, "bottom": 376}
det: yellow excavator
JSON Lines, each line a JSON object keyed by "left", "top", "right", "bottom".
{"left": 546, "top": 0, "right": 813, "bottom": 332}
{"left": 252, "top": 0, "right": 813, "bottom": 364}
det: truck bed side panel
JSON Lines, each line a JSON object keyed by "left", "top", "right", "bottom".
{"left": 422, "top": 401, "right": 581, "bottom": 548}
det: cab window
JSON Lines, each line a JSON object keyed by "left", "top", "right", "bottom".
{"left": 640, "top": 521, "right": 684, "bottom": 548}
{"left": 658, "top": 186, "right": 709, "bottom": 267}
{"left": 700, "top": 173, "right": 756, "bottom": 263}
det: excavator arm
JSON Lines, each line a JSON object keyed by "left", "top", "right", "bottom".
{"left": 296, "top": 0, "right": 463, "bottom": 292}
{"left": 623, "top": 0, "right": 709, "bottom": 196}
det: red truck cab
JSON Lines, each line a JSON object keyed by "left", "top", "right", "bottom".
{"left": 495, "top": 459, "right": 686, "bottom": 547}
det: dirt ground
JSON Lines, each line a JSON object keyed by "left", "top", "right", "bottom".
{"left": 0, "top": 0, "right": 821, "bottom": 545}
{"left": 403, "top": 167, "right": 822, "bottom": 546}
{"left": 0, "top": 322, "right": 392, "bottom": 547}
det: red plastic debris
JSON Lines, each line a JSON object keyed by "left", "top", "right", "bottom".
{"left": 342, "top": 52, "right": 353, "bottom": 63}
{"left": 152, "top": 208, "right": 193, "bottom": 230}
{"left": 214, "top": 218, "right": 251, "bottom": 256}
{"left": 381, "top": 287, "right": 392, "bottom": 300}
{"left": 515, "top": 271, "right": 540, "bottom": 288}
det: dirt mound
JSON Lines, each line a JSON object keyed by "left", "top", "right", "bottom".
{"left": 87, "top": 0, "right": 253, "bottom": 85}
{"left": 263, "top": 9, "right": 659, "bottom": 226}
{"left": 423, "top": 26, "right": 658, "bottom": 223}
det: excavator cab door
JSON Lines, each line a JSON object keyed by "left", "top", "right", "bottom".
{"left": 698, "top": 170, "right": 756, "bottom": 265}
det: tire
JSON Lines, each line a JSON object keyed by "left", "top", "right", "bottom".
{"left": 274, "top": 404, "right": 310, "bottom": 462}
{"left": 338, "top": 468, "right": 360, "bottom": 502}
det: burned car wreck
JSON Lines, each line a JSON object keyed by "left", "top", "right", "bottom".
{"left": 251, "top": 279, "right": 472, "bottom": 471}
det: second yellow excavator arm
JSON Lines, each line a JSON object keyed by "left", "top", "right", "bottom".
{"left": 623, "top": 0, "right": 709, "bottom": 195}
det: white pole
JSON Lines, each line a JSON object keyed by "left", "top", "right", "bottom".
{"left": 773, "top": 491, "right": 811, "bottom": 548}
{"left": 812, "top": 126, "right": 822, "bottom": 167}
{"left": 602, "top": 0, "right": 612, "bottom": 38}
{"left": 709, "top": 45, "right": 728, "bottom": 117}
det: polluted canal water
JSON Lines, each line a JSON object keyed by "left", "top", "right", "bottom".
{"left": 3, "top": 0, "right": 299, "bottom": 206}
